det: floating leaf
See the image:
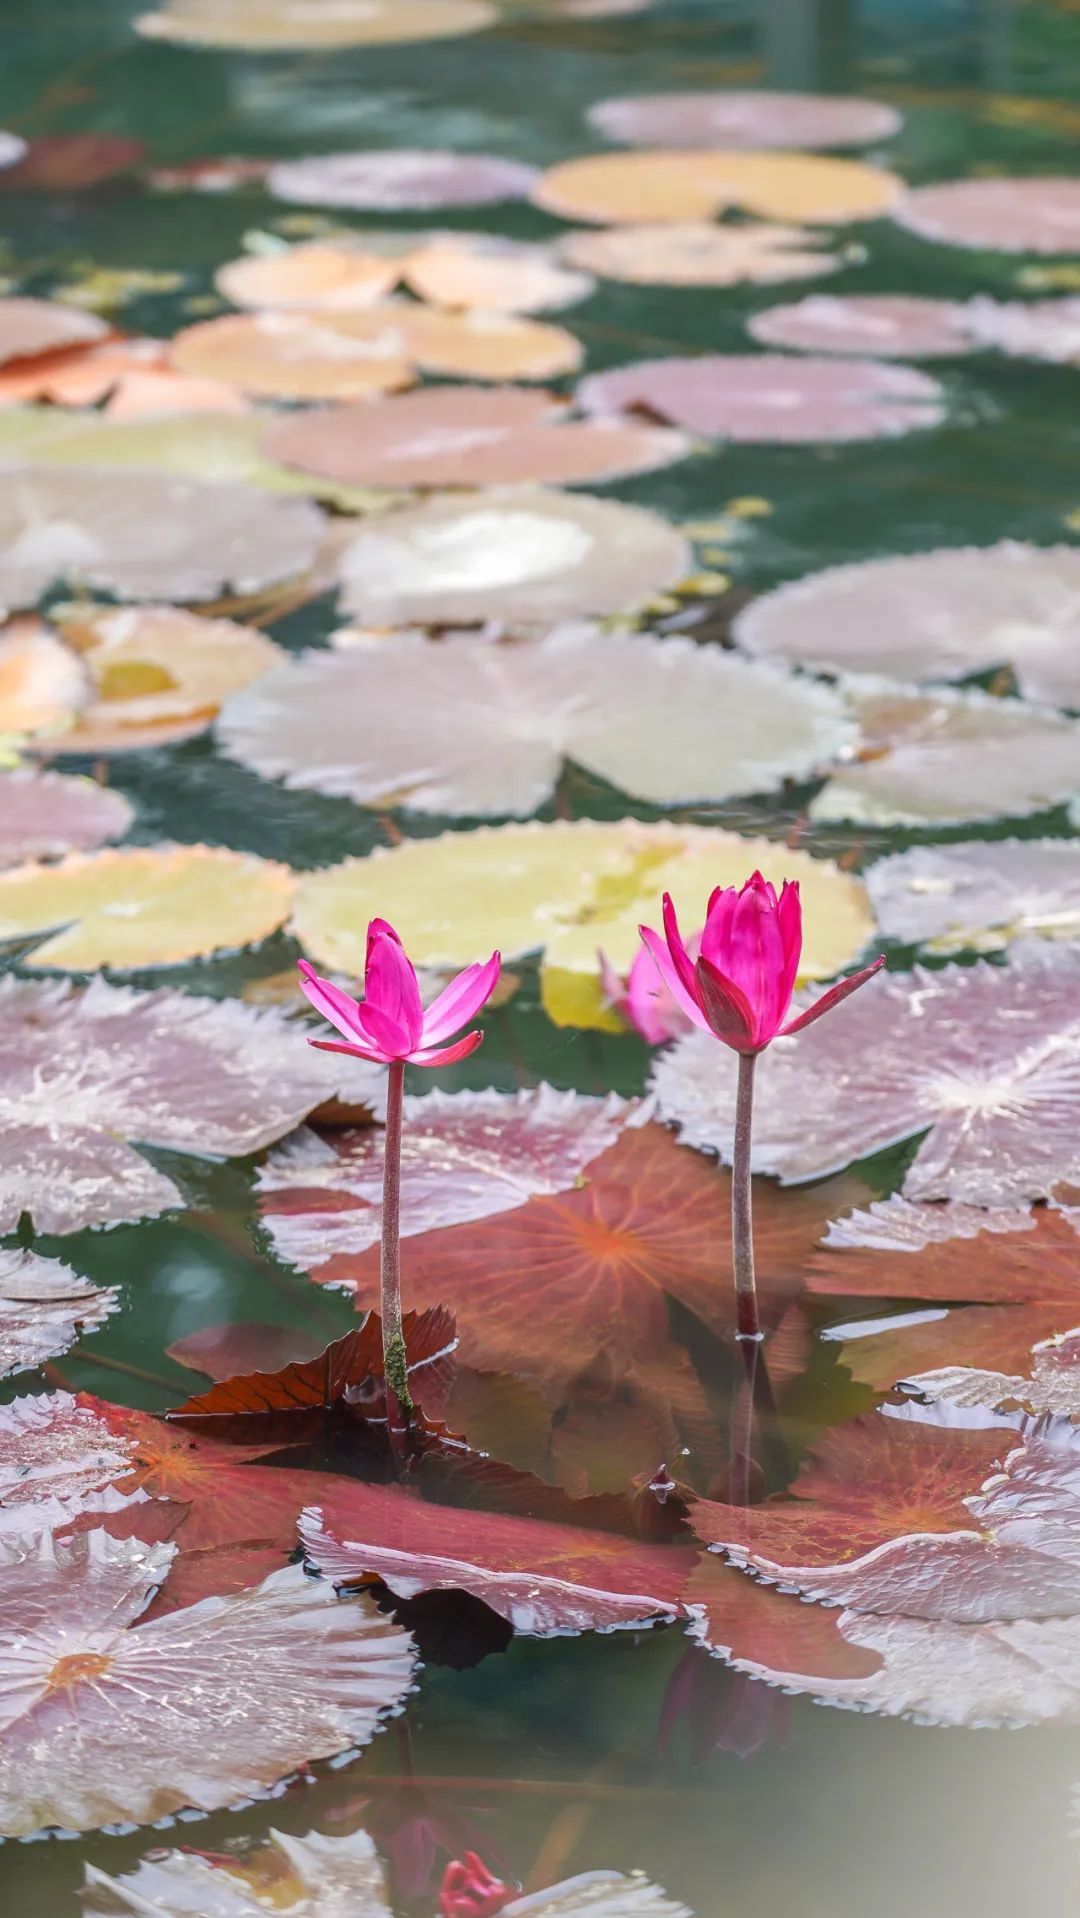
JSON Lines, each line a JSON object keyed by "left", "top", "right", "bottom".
{"left": 821, "top": 1194, "right": 1035, "bottom": 1252}
{"left": 0, "top": 133, "right": 142, "bottom": 191}
{"left": 0, "top": 1392, "right": 147, "bottom": 1537}
{"left": 262, "top": 388, "right": 687, "bottom": 490}
{"left": 652, "top": 944, "right": 1080, "bottom": 1202}
{"left": 0, "top": 1249, "right": 118, "bottom": 1378}
{"left": 217, "top": 239, "right": 403, "bottom": 312}
{"left": 897, "top": 177, "right": 1080, "bottom": 253}
{"left": 901, "top": 1331, "right": 1080, "bottom": 1424}
{"left": 301, "top": 1479, "right": 696, "bottom": 1635}
{"left": 0, "top": 616, "right": 89, "bottom": 734}
{"left": 734, "top": 542, "right": 1080, "bottom": 702}
{"left": 963, "top": 295, "right": 1080, "bottom": 364}
{"left": 219, "top": 626, "right": 851, "bottom": 815}
{"left": 578, "top": 354, "right": 944, "bottom": 443}
{"left": 558, "top": 222, "right": 842, "bottom": 289}
{"left": 0, "top": 297, "right": 107, "bottom": 366}
{"left": 0, "top": 769, "right": 132, "bottom": 866}
{"left": 258, "top": 1086, "right": 632, "bottom": 1271}
{"left": 82, "top": 1827, "right": 393, "bottom": 1918}
{"left": 809, "top": 680, "right": 1080, "bottom": 827}
{"left": 0, "top": 844, "right": 294, "bottom": 971}
{"left": 588, "top": 91, "right": 901, "bottom": 151}
{"left": 532, "top": 150, "right": 903, "bottom": 226}
{"left": 404, "top": 232, "right": 594, "bottom": 313}
{"left": 0, "top": 468, "right": 324, "bottom": 605}
{"left": 0, "top": 1531, "right": 416, "bottom": 1837}
{"left": 0, "top": 974, "right": 347, "bottom": 1232}
{"left": 268, "top": 150, "right": 537, "bottom": 211}
{"left": 290, "top": 818, "right": 876, "bottom": 1029}
{"left": 334, "top": 488, "right": 691, "bottom": 625}
{"left": 748, "top": 293, "right": 976, "bottom": 358}
{"left": 136, "top": 0, "right": 496, "bottom": 46}
{"left": 0, "top": 335, "right": 250, "bottom": 417}
{"left": 867, "top": 839, "right": 1080, "bottom": 954}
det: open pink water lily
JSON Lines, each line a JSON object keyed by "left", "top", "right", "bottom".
{"left": 298, "top": 919, "right": 500, "bottom": 1068}
{"left": 640, "top": 870, "right": 884, "bottom": 1055}
{"left": 599, "top": 938, "right": 698, "bottom": 1047}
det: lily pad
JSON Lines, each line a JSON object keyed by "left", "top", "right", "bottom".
{"left": 268, "top": 149, "right": 537, "bottom": 211}
{"left": 963, "top": 295, "right": 1080, "bottom": 363}
{"left": 0, "top": 974, "right": 348, "bottom": 1233}
{"left": 0, "top": 843, "right": 294, "bottom": 971}
{"left": 334, "top": 488, "right": 691, "bottom": 625}
{"left": 0, "top": 616, "right": 90, "bottom": 735}
{"left": 734, "top": 542, "right": 1080, "bottom": 702}
{"left": 588, "top": 91, "right": 901, "bottom": 151}
{"left": 558, "top": 222, "right": 842, "bottom": 289}
{"left": 136, "top": 0, "right": 496, "bottom": 47}
{"left": 217, "top": 625, "right": 852, "bottom": 814}
{"left": 867, "top": 838, "right": 1080, "bottom": 954}
{"left": 578, "top": 354, "right": 944, "bottom": 443}
{"left": 217, "top": 239, "right": 402, "bottom": 312}
{"left": 0, "top": 1392, "right": 145, "bottom": 1536}
{"left": 290, "top": 818, "right": 876, "bottom": 1028}
{"left": 0, "top": 297, "right": 107, "bottom": 366}
{"left": 404, "top": 231, "right": 594, "bottom": 312}
{"left": 533, "top": 150, "right": 903, "bottom": 226}
{"left": 901, "top": 1332, "right": 1080, "bottom": 1425}
{"left": 0, "top": 769, "right": 132, "bottom": 866}
{"left": 0, "top": 1249, "right": 118, "bottom": 1378}
{"left": 748, "top": 293, "right": 976, "bottom": 357}
{"left": 0, "top": 1531, "right": 416, "bottom": 1837}
{"left": 0, "top": 335, "right": 249, "bottom": 417}
{"left": 0, "top": 467, "right": 325, "bottom": 605}
{"left": 652, "top": 943, "right": 1080, "bottom": 1204}
{"left": 896, "top": 177, "right": 1080, "bottom": 253}
{"left": 82, "top": 1827, "right": 392, "bottom": 1918}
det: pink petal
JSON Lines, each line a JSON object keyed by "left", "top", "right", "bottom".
{"left": 776, "top": 880, "right": 803, "bottom": 1015}
{"left": 640, "top": 925, "right": 712, "bottom": 1034}
{"left": 780, "top": 956, "right": 886, "bottom": 1039}
{"left": 308, "top": 1035, "right": 392, "bottom": 1067}
{"left": 661, "top": 893, "right": 704, "bottom": 1006}
{"left": 695, "top": 956, "right": 758, "bottom": 1051}
{"left": 365, "top": 918, "right": 424, "bottom": 1050}
{"left": 420, "top": 951, "right": 501, "bottom": 1047}
{"left": 297, "top": 961, "right": 379, "bottom": 1046}
{"left": 724, "top": 875, "right": 789, "bottom": 1042}
{"left": 408, "top": 1030, "right": 486, "bottom": 1067}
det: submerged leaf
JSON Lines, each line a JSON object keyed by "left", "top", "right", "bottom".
{"left": 578, "top": 354, "right": 944, "bottom": 443}
{"left": 532, "top": 150, "right": 902, "bottom": 226}
{"left": 0, "top": 769, "right": 132, "bottom": 866}
{"left": 218, "top": 625, "right": 851, "bottom": 814}
{"left": 558, "top": 222, "right": 841, "bottom": 289}
{"left": 896, "top": 177, "right": 1080, "bottom": 253}
{"left": 867, "top": 839, "right": 1080, "bottom": 954}
{"left": 0, "top": 1251, "right": 118, "bottom": 1378}
{"left": 268, "top": 150, "right": 537, "bottom": 211}
{"left": 587, "top": 91, "right": 901, "bottom": 150}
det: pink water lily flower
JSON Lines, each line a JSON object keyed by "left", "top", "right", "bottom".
{"left": 640, "top": 871, "right": 883, "bottom": 1056}
{"left": 298, "top": 919, "right": 501, "bottom": 1068}
{"left": 599, "top": 938, "right": 697, "bottom": 1047}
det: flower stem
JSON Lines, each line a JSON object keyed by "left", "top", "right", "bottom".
{"left": 381, "top": 1059, "right": 413, "bottom": 1415}
{"left": 732, "top": 1051, "right": 762, "bottom": 1342}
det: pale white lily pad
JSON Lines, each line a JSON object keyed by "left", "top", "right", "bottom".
{"left": 0, "top": 297, "right": 107, "bottom": 367}
{"left": 258, "top": 1084, "right": 632, "bottom": 1269}
{"left": 822, "top": 1194, "right": 1035, "bottom": 1252}
{"left": 0, "top": 1391, "right": 144, "bottom": 1537}
{"left": 578, "top": 354, "right": 944, "bottom": 443}
{"left": 897, "top": 177, "right": 1080, "bottom": 253}
{"left": 963, "top": 295, "right": 1080, "bottom": 363}
{"left": 0, "top": 974, "right": 351, "bottom": 1234}
{"left": 0, "top": 1533, "right": 416, "bottom": 1837}
{"left": 0, "top": 1249, "right": 118, "bottom": 1378}
{"left": 651, "top": 942, "right": 1080, "bottom": 1204}
{"left": 0, "top": 468, "right": 324, "bottom": 606}
{"left": 588, "top": 91, "right": 901, "bottom": 151}
{"left": 558, "top": 222, "right": 842, "bottom": 289}
{"left": 268, "top": 149, "right": 537, "bottom": 211}
{"left": 334, "top": 488, "right": 691, "bottom": 626}
{"left": 0, "top": 770, "right": 132, "bottom": 866}
{"left": 217, "top": 625, "right": 852, "bottom": 814}
{"left": 867, "top": 839, "right": 1080, "bottom": 954}
{"left": 734, "top": 543, "right": 1080, "bottom": 703}
{"left": 748, "top": 293, "right": 976, "bottom": 358}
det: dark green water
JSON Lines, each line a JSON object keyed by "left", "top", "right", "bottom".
{"left": 2, "top": 0, "right": 1080, "bottom": 1911}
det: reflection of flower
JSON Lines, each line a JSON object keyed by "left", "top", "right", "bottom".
{"left": 343, "top": 1787, "right": 503, "bottom": 1906}
{"left": 299, "top": 918, "right": 500, "bottom": 1069}
{"left": 660, "top": 1647, "right": 789, "bottom": 1763}
{"left": 599, "top": 939, "right": 697, "bottom": 1046}
{"left": 439, "top": 1852, "right": 513, "bottom": 1918}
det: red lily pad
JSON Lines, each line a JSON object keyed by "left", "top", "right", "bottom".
{"left": 166, "top": 1319, "right": 327, "bottom": 1380}
{"left": 748, "top": 294, "right": 976, "bottom": 358}
{"left": 0, "top": 975, "right": 349, "bottom": 1234}
{"left": 301, "top": 1477, "right": 697, "bottom": 1634}
{"left": 0, "top": 770, "right": 132, "bottom": 868}
{"left": 267, "top": 150, "right": 537, "bottom": 211}
{"left": 0, "top": 133, "right": 144, "bottom": 192}
{"left": 578, "top": 354, "right": 944, "bottom": 443}
{"left": 0, "top": 1530, "right": 416, "bottom": 1837}
{"left": 651, "top": 944, "right": 1080, "bottom": 1204}
{"left": 0, "top": 1248, "right": 118, "bottom": 1379}
{"left": 896, "top": 177, "right": 1080, "bottom": 253}
{"left": 588, "top": 91, "right": 901, "bottom": 151}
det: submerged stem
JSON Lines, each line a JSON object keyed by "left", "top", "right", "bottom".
{"left": 381, "top": 1059, "right": 413, "bottom": 1415}
{"left": 732, "top": 1050, "right": 761, "bottom": 1342}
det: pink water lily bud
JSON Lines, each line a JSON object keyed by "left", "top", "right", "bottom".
{"left": 438, "top": 1852, "right": 512, "bottom": 1918}
{"left": 598, "top": 940, "right": 697, "bottom": 1047}
{"left": 298, "top": 918, "right": 500, "bottom": 1068}
{"left": 639, "top": 870, "right": 883, "bottom": 1055}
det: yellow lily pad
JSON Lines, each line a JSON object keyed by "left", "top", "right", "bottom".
{"left": 136, "top": 0, "right": 496, "bottom": 47}
{"left": 0, "top": 844, "right": 295, "bottom": 970}
{"left": 533, "top": 149, "right": 902, "bottom": 226}
{"left": 291, "top": 819, "right": 876, "bottom": 1030}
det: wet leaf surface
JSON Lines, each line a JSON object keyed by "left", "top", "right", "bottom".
{"left": 867, "top": 838, "right": 1080, "bottom": 954}
{"left": 0, "top": 1251, "right": 118, "bottom": 1378}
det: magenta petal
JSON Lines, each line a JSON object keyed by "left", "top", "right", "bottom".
{"left": 661, "top": 893, "right": 704, "bottom": 1007}
{"left": 775, "top": 880, "right": 803, "bottom": 1016}
{"left": 420, "top": 951, "right": 501, "bottom": 1047}
{"left": 725, "top": 877, "right": 787, "bottom": 1040}
{"left": 365, "top": 918, "right": 424, "bottom": 1049}
{"left": 297, "top": 962, "right": 378, "bottom": 1045}
{"left": 308, "top": 1035, "right": 392, "bottom": 1066}
{"left": 640, "top": 925, "right": 711, "bottom": 1033}
{"left": 780, "top": 956, "right": 886, "bottom": 1039}
{"left": 408, "top": 1029, "right": 485, "bottom": 1067}
{"left": 695, "top": 956, "right": 758, "bottom": 1052}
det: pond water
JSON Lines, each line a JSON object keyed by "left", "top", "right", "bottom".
{"left": 3, "top": 0, "right": 1080, "bottom": 1913}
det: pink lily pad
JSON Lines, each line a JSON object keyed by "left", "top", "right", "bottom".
{"left": 651, "top": 942, "right": 1080, "bottom": 1204}
{"left": 897, "top": 177, "right": 1080, "bottom": 253}
{"left": 0, "top": 770, "right": 132, "bottom": 867}
{"left": 0, "top": 975, "right": 349, "bottom": 1234}
{"left": 963, "top": 294, "right": 1080, "bottom": 363}
{"left": 267, "top": 149, "right": 537, "bottom": 211}
{"left": 748, "top": 293, "right": 976, "bottom": 358}
{"left": 867, "top": 838, "right": 1080, "bottom": 954}
{"left": 0, "top": 1249, "right": 118, "bottom": 1379}
{"left": 0, "top": 1391, "right": 143, "bottom": 1536}
{"left": 577, "top": 354, "right": 945, "bottom": 443}
{"left": 589, "top": 90, "right": 901, "bottom": 151}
